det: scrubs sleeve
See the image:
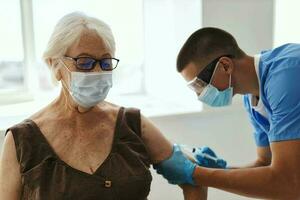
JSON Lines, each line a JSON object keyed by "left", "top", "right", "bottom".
{"left": 266, "top": 59, "right": 300, "bottom": 142}
{"left": 243, "top": 96, "right": 270, "bottom": 147}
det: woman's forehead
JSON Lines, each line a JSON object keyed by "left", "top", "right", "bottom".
{"left": 66, "top": 29, "right": 111, "bottom": 58}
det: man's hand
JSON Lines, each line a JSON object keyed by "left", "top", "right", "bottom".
{"left": 193, "top": 146, "right": 227, "bottom": 169}
{"left": 192, "top": 140, "right": 300, "bottom": 199}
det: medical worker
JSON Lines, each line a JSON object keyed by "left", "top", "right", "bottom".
{"left": 154, "top": 27, "right": 300, "bottom": 199}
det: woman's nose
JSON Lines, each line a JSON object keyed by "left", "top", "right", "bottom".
{"left": 92, "top": 62, "right": 104, "bottom": 72}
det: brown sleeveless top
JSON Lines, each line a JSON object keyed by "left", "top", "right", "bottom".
{"left": 6, "top": 107, "right": 152, "bottom": 200}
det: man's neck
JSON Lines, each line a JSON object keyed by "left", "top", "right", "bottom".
{"left": 234, "top": 55, "right": 260, "bottom": 97}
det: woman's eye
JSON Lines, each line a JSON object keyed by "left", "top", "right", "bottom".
{"left": 102, "top": 62, "right": 111, "bottom": 68}
{"left": 101, "top": 59, "right": 112, "bottom": 70}
{"left": 77, "top": 58, "right": 95, "bottom": 69}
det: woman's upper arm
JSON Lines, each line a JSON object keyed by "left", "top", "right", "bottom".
{"left": 0, "top": 131, "right": 22, "bottom": 199}
{"left": 141, "top": 115, "right": 208, "bottom": 200}
{"left": 140, "top": 114, "right": 173, "bottom": 164}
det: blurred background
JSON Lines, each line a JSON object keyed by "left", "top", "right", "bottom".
{"left": 0, "top": 0, "right": 299, "bottom": 199}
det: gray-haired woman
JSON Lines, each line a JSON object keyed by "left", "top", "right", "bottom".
{"left": 0, "top": 12, "right": 207, "bottom": 200}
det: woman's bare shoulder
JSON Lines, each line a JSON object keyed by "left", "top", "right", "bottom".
{"left": 0, "top": 130, "right": 22, "bottom": 199}
{"left": 103, "top": 101, "right": 121, "bottom": 110}
{"left": 28, "top": 103, "right": 53, "bottom": 121}
{"left": 100, "top": 101, "right": 123, "bottom": 116}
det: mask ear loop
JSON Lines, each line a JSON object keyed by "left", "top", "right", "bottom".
{"left": 59, "top": 59, "right": 72, "bottom": 91}
{"left": 208, "top": 61, "right": 220, "bottom": 85}
{"left": 229, "top": 73, "right": 232, "bottom": 88}
{"left": 198, "top": 61, "right": 220, "bottom": 98}
{"left": 210, "top": 60, "right": 232, "bottom": 89}
{"left": 58, "top": 59, "right": 81, "bottom": 109}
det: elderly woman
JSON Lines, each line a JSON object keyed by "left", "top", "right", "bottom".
{"left": 0, "top": 12, "right": 208, "bottom": 200}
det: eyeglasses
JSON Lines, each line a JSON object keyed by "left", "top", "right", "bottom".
{"left": 187, "top": 55, "right": 233, "bottom": 94}
{"left": 63, "top": 56, "right": 120, "bottom": 71}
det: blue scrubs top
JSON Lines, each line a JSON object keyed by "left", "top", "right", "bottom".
{"left": 244, "top": 43, "right": 300, "bottom": 147}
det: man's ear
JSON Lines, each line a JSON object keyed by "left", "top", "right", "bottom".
{"left": 219, "top": 57, "right": 234, "bottom": 74}
{"left": 50, "top": 58, "right": 62, "bottom": 81}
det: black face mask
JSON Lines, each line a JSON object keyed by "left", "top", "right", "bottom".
{"left": 197, "top": 55, "right": 234, "bottom": 84}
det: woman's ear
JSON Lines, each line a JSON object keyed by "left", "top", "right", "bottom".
{"left": 219, "top": 57, "right": 234, "bottom": 74}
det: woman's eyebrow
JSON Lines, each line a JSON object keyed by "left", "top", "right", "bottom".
{"left": 75, "top": 53, "right": 111, "bottom": 59}
{"left": 100, "top": 53, "right": 112, "bottom": 58}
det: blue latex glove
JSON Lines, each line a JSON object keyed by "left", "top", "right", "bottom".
{"left": 153, "top": 144, "right": 197, "bottom": 185}
{"left": 193, "top": 146, "right": 227, "bottom": 169}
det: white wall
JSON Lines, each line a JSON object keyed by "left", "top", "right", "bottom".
{"left": 143, "top": 0, "right": 202, "bottom": 102}
{"left": 202, "top": 0, "right": 274, "bottom": 55}
{"left": 273, "top": 0, "right": 300, "bottom": 46}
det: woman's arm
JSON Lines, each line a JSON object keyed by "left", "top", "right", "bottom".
{"left": 140, "top": 114, "right": 207, "bottom": 200}
{"left": 0, "top": 131, "right": 22, "bottom": 199}
{"left": 181, "top": 185, "right": 207, "bottom": 200}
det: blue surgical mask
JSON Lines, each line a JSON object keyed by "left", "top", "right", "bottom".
{"left": 60, "top": 60, "right": 112, "bottom": 108}
{"left": 198, "top": 82, "right": 233, "bottom": 107}
{"left": 198, "top": 64, "right": 233, "bottom": 107}
{"left": 69, "top": 71, "right": 112, "bottom": 108}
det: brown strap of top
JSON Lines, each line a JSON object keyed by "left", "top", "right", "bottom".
{"left": 117, "top": 107, "right": 151, "bottom": 168}
{"left": 123, "top": 107, "right": 142, "bottom": 137}
{"left": 5, "top": 119, "right": 53, "bottom": 173}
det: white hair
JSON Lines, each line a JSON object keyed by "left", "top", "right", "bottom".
{"left": 43, "top": 12, "right": 115, "bottom": 85}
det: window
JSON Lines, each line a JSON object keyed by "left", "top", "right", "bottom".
{"left": 0, "top": 1, "right": 24, "bottom": 91}
{"left": 0, "top": 0, "right": 203, "bottom": 117}
{"left": 32, "top": 0, "right": 144, "bottom": 95}
{"left": 0, "top": 0, "right": 144, "bottom": 105}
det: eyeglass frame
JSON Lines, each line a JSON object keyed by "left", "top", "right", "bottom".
{"left": 63, "top": 56, "right": 120, "bottom": 71}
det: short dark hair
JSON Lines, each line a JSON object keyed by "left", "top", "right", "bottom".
{"left": 176, "top": 27, "right": 245, "bottom": 72}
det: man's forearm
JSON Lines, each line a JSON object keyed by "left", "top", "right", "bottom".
{"left": 228, "top": 159, "right": 269, "bottom": 169}
{"left": 193, "top": 166, "right": 297, "bottom": 199}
